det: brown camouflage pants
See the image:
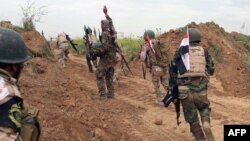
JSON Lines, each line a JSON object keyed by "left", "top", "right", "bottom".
{"left": 178, "top": 86, "right": 214, "bottom": 141}
{"left": 151, "top": 66, "right": 169, "bottom": 100}
{"left": 96, "top": 63, "right": 115, "bottom": 97}
{"left": 57, "top": 46, "right": 69, "bottom": 67}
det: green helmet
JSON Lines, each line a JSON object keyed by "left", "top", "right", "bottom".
{"left": 0, "top": 28, "right": 29, "bottom": 64}
{"left": 143, "top": 30, "right": 155, "bottom": 40}
{"left": 188, "top": 28, "right": 201, "bottom": 42}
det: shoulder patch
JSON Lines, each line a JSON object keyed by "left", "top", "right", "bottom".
{"left": 0, "top": 77, "right": 10, "bottom": 101}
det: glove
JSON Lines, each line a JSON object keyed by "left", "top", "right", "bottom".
{"left": 103, "top": 5, "right": 108, "bottom": 14}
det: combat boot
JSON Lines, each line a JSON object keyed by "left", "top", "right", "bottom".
{"left": 203, "top": 121, "right": 214, "bottom": 141}
{"left": 94, "top": 92, "right": 106, "bottom": 100}
{"left": 107, "top": 92, "right": 114, "bottom": 99}
{"left": 155, "top": 93, "right": 164, "bottom": 106}
{"left": 190, "top": 122, "right": 206, "bottom": 141}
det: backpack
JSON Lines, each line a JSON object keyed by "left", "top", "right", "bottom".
{"left": 155, "top": 39, "right": 173, "bottom": 67}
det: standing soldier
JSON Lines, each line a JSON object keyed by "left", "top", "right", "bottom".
{"left": 84, "top": 26, "right": 98, "bottom": 72}
{"left": 56, "top": 32, "right": 70, "bottom": 67}
{"left": 90, "top": 6, "right": 117, "bottom": 99}
{"left": 140, "top": 30, "right": 169, "bottom": 104}
{"left": 0, "top": 28, "right": 40, "bottom": 141}
{"left": 174, "top": 28, "right": 215, "bottom": 141}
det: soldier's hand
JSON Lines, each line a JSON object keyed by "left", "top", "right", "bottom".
{"left": 103, "top": 5, "right": 108, "bottom": 14}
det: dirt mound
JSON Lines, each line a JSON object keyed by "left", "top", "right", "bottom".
{"left": 158, "top": 22, "right": 250, "bottom": 97}
{"left": 7, "top": 21, "right": 249, "bottom": 141}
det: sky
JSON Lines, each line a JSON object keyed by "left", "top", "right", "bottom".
{"left": 1, "top": 0, "right": 249, "bottom": 39}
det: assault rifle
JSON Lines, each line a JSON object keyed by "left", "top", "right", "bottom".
{"left": 116, "top": 43, "right": 133, "bottom": 75}
{"left": 162, "top": 61, "right": 181, "bottom": 126}
{"left": 63, "top": 32, "right": 79, "bottom": 53}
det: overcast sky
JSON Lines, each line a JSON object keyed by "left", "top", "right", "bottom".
{"left": 1, "top": 0, "right": 249, "bottom": 38}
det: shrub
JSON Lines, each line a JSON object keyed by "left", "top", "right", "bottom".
{"left": 72, "top": 37, "right": 85, "bottom": 54}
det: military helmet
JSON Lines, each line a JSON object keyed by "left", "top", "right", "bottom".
{"left": 101, "top": 19, "right": 110, "bottom": 32}
{"left": 188, "top": 28, "right": 201, "bottom": 42}
{"left": 143, "top": 30, "right": 155, "bottom": 40}
{"left": 0, "top": 28, "right": 29, "bottom": 64}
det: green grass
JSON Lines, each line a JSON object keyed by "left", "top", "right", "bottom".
{"left": 71, "top": 37, "right": 85, "bottom": 54}
{"left": 235, "top": 34, "right": 250, "bottom": 51}
{"left": 118, "top": 38, "right": 144, "bottom": 62}
{"left": 73, "top": 37, "right": 144, "bottom": 62}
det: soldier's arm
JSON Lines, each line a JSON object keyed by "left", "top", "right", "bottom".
{"left": 140, "top": 44, "right": 150, "bottom": 62}
{"left": 204, "top": 48, "right": 215, "bottom": 75}
{"left": 105, "top": 14, "right": 112, "bottom": 23}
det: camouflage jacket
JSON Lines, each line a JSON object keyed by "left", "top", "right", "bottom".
{"left": 0, "top": 69, "right": 23, "bottom": 131}
{"left": 92, "top": 31, "right": 116, "bottom": 66}
{"left": 140, "top": 41, "right": 167, "bottom": 68}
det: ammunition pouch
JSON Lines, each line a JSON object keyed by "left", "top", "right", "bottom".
{"left": 188, "top": 83, "right": 208, "bottom": 92}
{"left": 177, "top": 77, "right": 208, "bottom": 92}
{"left": 20, "top": 108, "right": 41, "bottom": 141}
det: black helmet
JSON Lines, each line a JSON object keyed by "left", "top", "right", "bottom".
{"left": 188, "top": 28, "right": 201, "bottom": 42}
{"left": 0, "top": 28, "right": 29, "bottom": 64}
{"left": 143, "top": 30, "right": 155, "bottom": 40}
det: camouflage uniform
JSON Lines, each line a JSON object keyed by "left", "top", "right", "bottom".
{"left": 92, "top": 15, "right": 117, "bottom": 99}
{"left": 85, "top": 34, "right": 98, "bottom": 72}
{"left": 0, "top": 28, "right": 40, "bottom": 141}
{"left": 57, "top": 33, "right": 69, "bottom": 67}
{"left": 0, "top": 69, "right": 23, "bottom": 141}
{"left": 174, "top": 43, "right": 215, "bottom": 141}
{"left": 140, "top": 41, "right": 169, "bottom": 102}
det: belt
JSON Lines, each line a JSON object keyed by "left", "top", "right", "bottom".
{"left": 177, "top": 77, "right": 206, "bottom": 85}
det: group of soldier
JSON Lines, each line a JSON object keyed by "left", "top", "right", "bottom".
{"left": 0, "top": 5, "right": 215, "bottom": 141}
{"left": 141, "top": 27, "right": 215, "bottom": 141}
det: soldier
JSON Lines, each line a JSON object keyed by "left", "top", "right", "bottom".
{"left": 174, "top": 28, "right": 215, "bottom": 141}
{"left": 84, "top": 26, "right": 98, "bottom": 72}
{"left": 0, "top": 28, "right": 40, "bottom": 141}
{"left": 56, "top": 32, "right": 70, "bottom": 67}
{"left": 140, "top": 30, "right": 169, "bottom": 104}
{"left": 90, "top": 6, "right": 117, "bottom": 99}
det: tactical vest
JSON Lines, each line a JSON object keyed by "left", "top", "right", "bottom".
{"left": 178, "top": 46, "right": 206, "bottom": 78}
